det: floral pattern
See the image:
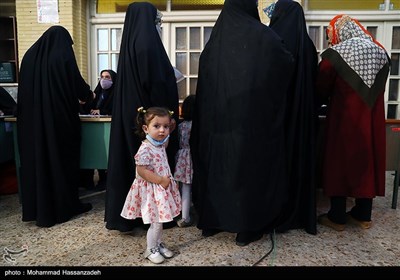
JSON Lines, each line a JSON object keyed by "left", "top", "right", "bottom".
{"left": 174, "top": 121, "right": 193, "bottom": 184}
{"left": 120, "top": 141, "right": 181, "bottom": 224}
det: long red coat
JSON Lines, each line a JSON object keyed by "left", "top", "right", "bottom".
{"left": 316, "top": 59, "right": 386, "bottom": 198}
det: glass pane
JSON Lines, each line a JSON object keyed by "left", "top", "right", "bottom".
{"left": 178, "top": 80, "right": 187, "bottom": 100}
{"left": 387, "top": 104, "right": 397, "bottom": 119}
{"left": 176, "top": 27, "right": 187, "bottom": 50}
{"left": 392, "top": 27, "right": 400, "bottom": 49}
{"left": 190, "top": 78, "right": 198, "bottom": 95}
{"left": 307, "top": 0, "right": 385, "bottom": 10}
{"left": 366, "top": 26, "right": 377, "bottom": 39}
{"left": 98, "top": 54, "right": 109, "bottom": 74}
{"left": 389, "top": 79, "right": 399, "bottom": 101}
{"left": 190, "top": 53, "right": 200, "bottom": 75}
{"left": 322, "top": 27, "right": 329, "bottom": 49}
{"left": 111, "top": 28, "right": 122, "bottom": 51}
{"left": 391, "top": 53, "right": 399, "bottom": 75}
{"left": 190, "top": 27, "right": 200, "bottom": 49}
{"left": 176, "top": 53, "right": 187, "bottom": 74}
{"left": 111, "top": 54, "right": 119, "bottom": 72}
{"left": 308, "top": 26, "right": 320, "bottom": 49}
{"left": 204, "top": 27, "right": 212, "bottom": 47}
{"left": 98, "top": 29, "right": 109, "bottom": 51}
{"left": 390, "top": 1, "right": 400, "bottom": 10}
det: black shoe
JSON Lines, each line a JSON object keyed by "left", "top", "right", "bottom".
{"left": 202, "top": 228, "right": 222, "bottom": 237}
{"left": 235, "top": 231, "right": 263, "bottom": 246}
{"left": 74, "top": 202, "right": 92, "bottom": 216}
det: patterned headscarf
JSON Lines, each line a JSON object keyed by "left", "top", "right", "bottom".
{"left": 326, "top": 14, "right": 388, "bottom": 88}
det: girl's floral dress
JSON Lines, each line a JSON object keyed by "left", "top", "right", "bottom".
{"left": 120, "top": 141, "right": 181, "bottom": 224}
{"left": 174, "top": 121, "right": 192, "bottom": 184}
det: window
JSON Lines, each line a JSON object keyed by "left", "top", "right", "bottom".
{"left": 386, "top": 24, "right": 400, "bottom": 118}
{"left": 93, "top": 26, "right": 122, "bottom": 85}
{"left": 171, "top": 23, "right": 214, "bottom": 101}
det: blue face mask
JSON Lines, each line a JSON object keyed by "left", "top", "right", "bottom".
{"left": 146, "top": 134, "right": 169, "bottom": 146}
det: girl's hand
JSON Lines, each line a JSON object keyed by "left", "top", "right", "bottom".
{"left": 159, "top": 176, "right": 171, "bottom": 189}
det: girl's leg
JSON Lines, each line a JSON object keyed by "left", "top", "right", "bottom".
{"left": 181, "top": 183, "right": 191, "bottom": 222}
{"left": 144, "top": 223, "right": 164, "bottom": 264}
{"left": 146, "top": 223, "right": 158, "bottom": 250}
{"left": 155, "top": 222, "right": 174, "bottom": 258}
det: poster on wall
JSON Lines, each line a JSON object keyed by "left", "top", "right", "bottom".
{"left": 37, "top": 0, "right": 59, "bottom": 24}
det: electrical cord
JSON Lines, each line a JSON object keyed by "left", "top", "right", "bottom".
{"left": 253, "top": 230, "right": 276, "bottom": 266}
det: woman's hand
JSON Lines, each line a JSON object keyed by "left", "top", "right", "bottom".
{"left": 90, "top": 109, "right": 100, "bottom": 115}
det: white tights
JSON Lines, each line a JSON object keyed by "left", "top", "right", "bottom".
{"left": 181, "top": 183, "right": 191, "bottom": 221}
{"left": 146, "top": 222, "right": 163, "bottom": 250}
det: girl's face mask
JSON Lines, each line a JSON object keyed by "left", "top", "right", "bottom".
{"left": 100, "top": 78, "right": 113, "bottom": 90}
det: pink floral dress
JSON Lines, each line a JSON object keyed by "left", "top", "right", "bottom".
{"left": 120, "top": 141, "right": 181, "bottom": 224}
{"left": 174, "top": 121, "right": 192, "bottom": 184}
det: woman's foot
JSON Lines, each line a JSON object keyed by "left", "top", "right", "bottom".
{"left": 235, "top": 231, "right": 263, "bottom": 246}
{"left": 318, "top": 214, "right": 345, "bottom": 231}
{"left": 201, "top": 228, "right": 222, "bottom": 237}
{"left": 346, "top": 213, "right": 372, "bottom": 229}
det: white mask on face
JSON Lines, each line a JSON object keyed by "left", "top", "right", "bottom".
{"left": 100, "top": 78, "right": 113, "bottom": 90}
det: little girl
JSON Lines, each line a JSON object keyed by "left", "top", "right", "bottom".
{"left": 174, "top": 95, "right": 196, "bottom": 227}
{"left": 120, "top": 107, "right": 181, "bottom": 264}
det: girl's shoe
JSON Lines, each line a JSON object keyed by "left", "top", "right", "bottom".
{"left": 177, "top": 218, "right": 193, "bottom": 228}
{"left": 158, "top": 243, "right": 174, "bottom": 258}
{"left": 143, "top": 247, "right": 165, "bottom": 264}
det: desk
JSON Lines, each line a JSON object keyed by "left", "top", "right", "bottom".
{"left": 79, "top": 116, "right": 111, "bottom": 169}
{"left": 4, "top": 116, "right": 111, "bottom": 190}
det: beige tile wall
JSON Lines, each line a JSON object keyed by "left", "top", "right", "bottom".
{"left": 15, "top": 0, "right": 89, "bottom": 81}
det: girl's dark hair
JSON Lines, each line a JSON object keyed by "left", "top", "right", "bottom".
{"left": 181, "top": 94, "right": 196, "bottom": 121}
{"left": 135, "top": 106, "right": 172, "bottom": 139}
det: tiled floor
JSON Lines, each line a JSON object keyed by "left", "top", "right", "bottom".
{"left": 0, "top": 172, "right": 399, "bottom": 271}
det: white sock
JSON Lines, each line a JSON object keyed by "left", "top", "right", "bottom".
{"left": 181, "top": 183, "right": 191, "bottom": 222}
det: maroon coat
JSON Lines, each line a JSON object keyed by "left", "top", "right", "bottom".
{"left": 316, "top": 59, "right": 386, "bottom": 198}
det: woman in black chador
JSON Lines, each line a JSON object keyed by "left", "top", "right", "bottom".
{"left": 17, "top": 26, "right": 93, "bottom": 227}
{"left": 191, "top": 0, "right": 295, "bottom": 246}
{"left": 269, "top": 0, "right": 319, "bottom": 235}
{"left": 80, "top": 69, "right": 117, "bottom": 190}
{"left": 105, "top": 2, "right": 179, "bottom": 232}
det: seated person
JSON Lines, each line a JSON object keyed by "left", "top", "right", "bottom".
{"left": 80, "top": 69, "right": 116, "bottom": 190}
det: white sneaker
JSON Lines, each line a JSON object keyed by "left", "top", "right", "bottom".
{"left": 143, "top": 247, "right": 165, "bottom": 264}
{"left": 158, "top": 243, "right": 174, "bottom": 258}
